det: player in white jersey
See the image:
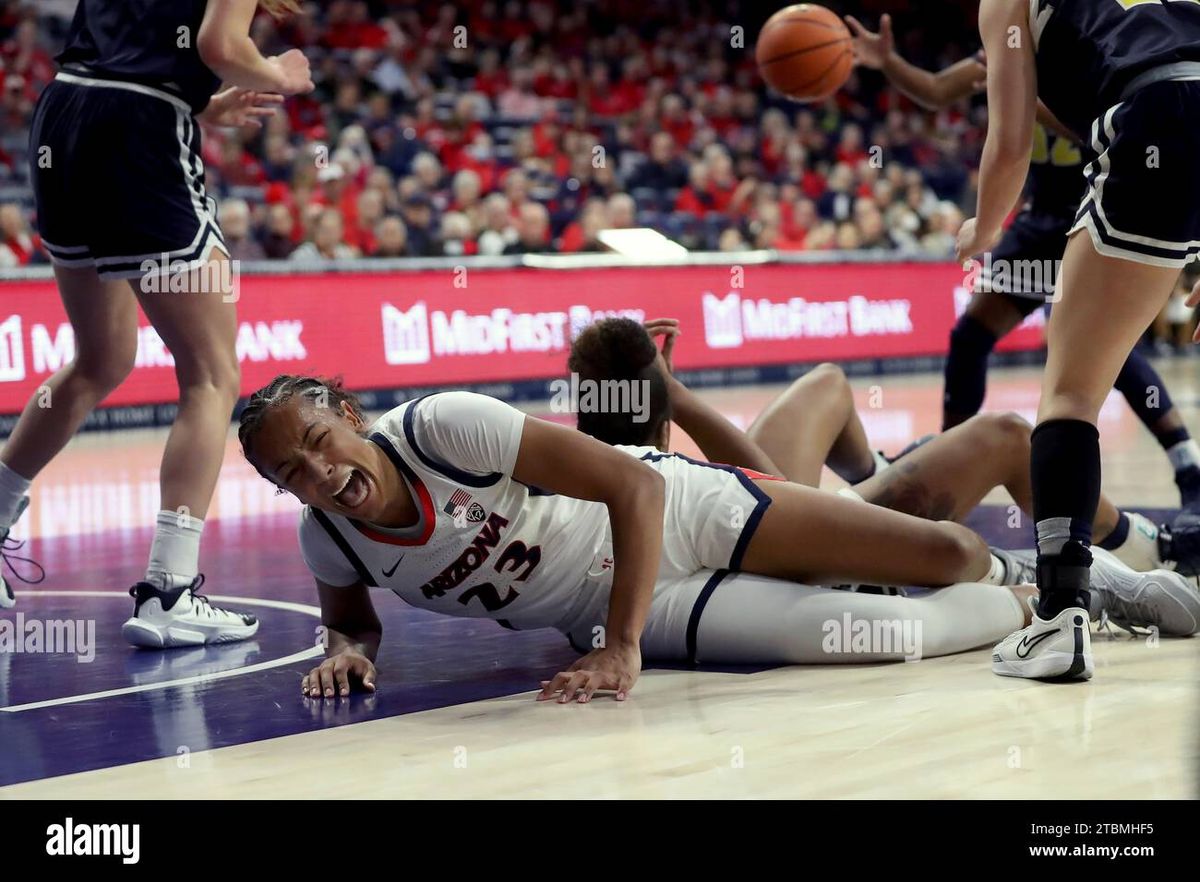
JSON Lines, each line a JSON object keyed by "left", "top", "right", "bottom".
{"left": 239, "top": 373, "right": 1198, "bottom": 703}
{"left": 575, "top": 317, "right": 1167, "bottom": 572}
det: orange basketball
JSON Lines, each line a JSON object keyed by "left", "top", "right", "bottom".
{"left": 755, "top": 4, "right": 853, "bottom": 102}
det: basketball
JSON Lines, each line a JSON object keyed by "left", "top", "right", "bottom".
{"left": 756, "top": 4, "right": 853, "bottom": 102}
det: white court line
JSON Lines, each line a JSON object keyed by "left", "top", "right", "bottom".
{"left": 0, "top": 591, "right": 323, "bottom": 713}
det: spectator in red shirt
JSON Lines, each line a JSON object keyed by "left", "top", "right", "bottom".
{"left": 660, "top": 94, "right": 695, "bottom": 148}
{"left": 474, "top": 49, "right": 510, "bottom": 99}
{"left": 345, "top": 188, "right": 385, "bottom": 253}
{"left": 1, "top": 20, "right": 54, "bottom": 90}
{"left": 558, "top": 198, "right": 609, "bottom": 253}
{"left": 216, "top": 139, "right": 266, "bottom": 188}
{"left": 835, "top": 122, "right": 869, "bottom": 167}
{"left": 675, "top": 161, "right": 715, "bottom": 216}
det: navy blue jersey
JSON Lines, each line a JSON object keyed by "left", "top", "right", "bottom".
{"left": 1026, "top": 122, "right": 1086, "bottom": 221}
{"left": 56, "top": 0, "right": 220, "bottom": 114}
{"left": 1032, "top": 0, "right": 1200, "bottom": 140}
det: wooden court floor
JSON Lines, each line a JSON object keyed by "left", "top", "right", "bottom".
{"left": 2, "top": 361, "right": 1198, "bottom": 799}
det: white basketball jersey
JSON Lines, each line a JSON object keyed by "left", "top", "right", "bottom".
{"left": 297, "top": 392, "right": 616, "bottom": 631}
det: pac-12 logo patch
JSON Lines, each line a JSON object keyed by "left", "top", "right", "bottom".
{"left": 466, "top": 502, "right": 485, "bottom": 523}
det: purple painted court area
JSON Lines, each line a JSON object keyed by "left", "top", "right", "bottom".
{"left": 0, "top": 506, "right": 1176, "bottom": 787}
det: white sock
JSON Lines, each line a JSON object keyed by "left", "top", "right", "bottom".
{"left": 1167, "top": 439, "right": 1200, "bottom": 472}
{"left": 0, "top": 461, "right": 32, "bottom": 530}
{"left": 979, "top": 552, "right": 1008, "bottom": 586}
{"left": 1106, "top": 511, "right": 1163, "bottom": 572}
{"left": 145, "top": 509, "right": 204, "bottom": 591}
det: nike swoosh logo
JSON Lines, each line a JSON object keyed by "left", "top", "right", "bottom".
{"left": 382, "top": 555, "right": 405, "bottom": 578}
{"left": 1015, "top": 629, "right": 1058, "bottom": 659}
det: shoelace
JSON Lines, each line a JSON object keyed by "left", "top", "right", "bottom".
{"left": 1, "top": 533, "right": 45, "bottom": 586}
{"left": 185, "top": 574, "right": 219, "bottom": 619}
{"left": 1096, "top": 597, "right": 1156, "bottom": 637}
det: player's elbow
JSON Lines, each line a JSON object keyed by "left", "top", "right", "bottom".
{"left": 196, "top": 28, "right": 240, "bottom": 70}
{"left": 617, "top": 458, "right": 665, "bottom": 509}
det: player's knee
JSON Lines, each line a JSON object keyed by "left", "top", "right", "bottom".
{"left": 176, "top": 348, "right": 240, "bottom": 402}
{"left": 969, "top": 411, "right": 1032, "bottom": 452}
{"left": 74, "top": 340, "right": 138, "bottom": 396}
{"left": 805, "top": 362, "right": 851, "bottom": 401}
{"left": 933, "top": 522, "right": 987, "bottom": 579}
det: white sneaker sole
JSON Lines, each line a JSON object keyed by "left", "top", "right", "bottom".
{"left": 992, "top": 647, "right": 1094, "bottom": 680}
{"left": 121, "top": 616, "right": 259, "bottom": 649}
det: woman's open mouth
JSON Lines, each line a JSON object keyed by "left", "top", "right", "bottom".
{"left": 333, "top": 469, "right": 369, "bottom": 509}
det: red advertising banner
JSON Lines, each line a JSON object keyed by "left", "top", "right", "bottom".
{"left": 0, "top": 262, "right": 1044, "bottom": 413}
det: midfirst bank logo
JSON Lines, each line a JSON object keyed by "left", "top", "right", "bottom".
{"left": 0, "top": 315, "right": 307, "bottom": 381}
{"left": 381, "top": 301, "right": 645, "bottom": 364}
{"left": 701, "top": 292, "right": 914, "bottom": 349}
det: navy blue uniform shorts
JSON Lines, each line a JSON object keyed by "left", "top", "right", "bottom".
{"left": 1072, "top": 78, "right": 1200, "bottom": 269}
{"left": 29, "top": 72, "right": 226, "bottom": 281}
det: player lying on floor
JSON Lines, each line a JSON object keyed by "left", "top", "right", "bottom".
{"left": 576, "top": 318, "right": 1168, "bottom": 574}
{"left": 238, "top": 373, "right": 1198, "bottom": 702}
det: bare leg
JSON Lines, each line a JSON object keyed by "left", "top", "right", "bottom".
{"left": 747, "top": 363, "right": 875, "bottom": 487}
{"left": 1, "top": 266, "right": 138, "bottom": 478}
{"left": 738, "top": 480, "right": 993, "bottom": 587}
{"left": 1039, "top": 236, "right": 1179, "bottom": 428}
{"left": 1029, "top": 232, "right": 1180, "bottom": 622}
{"left": 133, "top": 252, "right": 240, "bottom": 519}
{"left": 852, "top": 411, "right": 1121, "bottom": 539}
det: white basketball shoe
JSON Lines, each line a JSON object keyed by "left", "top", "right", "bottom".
{"left": 991, "top": 546, "right": 1200, "bottom": 679}
{"left": 992, "top": 600, "right": 1092, "bottom": 681}
{"left": 1, "top": 496, "right": 40, "bottom": 609}
{"left": 1088, "top": 546, "right": 1200, "bottom": 637}
{"left": 121, "top": 575, "right": 259, "bottom": 648}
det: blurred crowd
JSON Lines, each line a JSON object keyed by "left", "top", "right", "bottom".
{"left": 1, "top": 0, "right": 1194, "bottom": 348}
{"left": 0, "top": 0, "right": 994, "bottom": 268}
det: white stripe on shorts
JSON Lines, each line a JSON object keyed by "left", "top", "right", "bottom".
{"left": 54, "top": 71, "right": 191, "bottom": 113}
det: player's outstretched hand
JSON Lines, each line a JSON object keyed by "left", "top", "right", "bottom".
{"left": 302, "top": 650, "right": 377, "bottom": 699}
{"left": 845, "top": 13, "right": 893, "bottom": 70}
{"left": 537, "top": 641, "right": 641, "bottom": 703}
{"left": 198, "top": 87, "right": 284, "bottom": 129}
